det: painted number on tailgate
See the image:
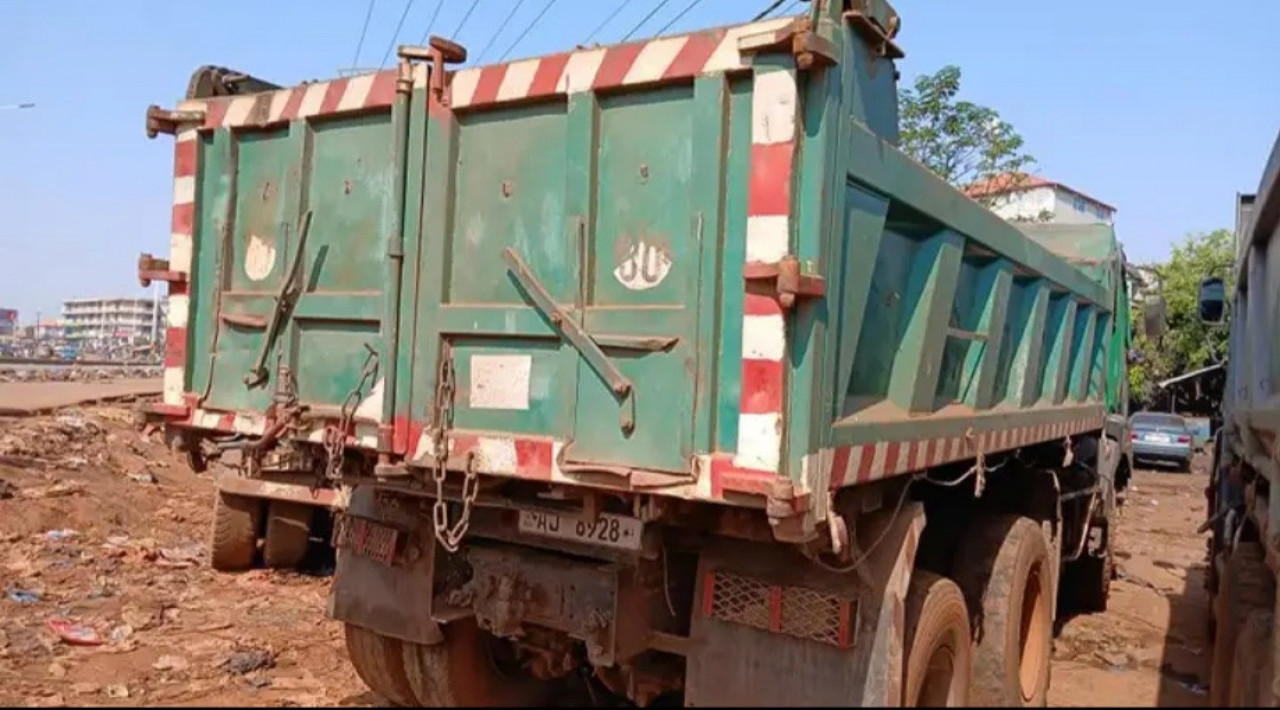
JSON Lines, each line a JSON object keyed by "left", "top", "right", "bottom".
{"left": 517, "top": 510, "right": 643, "bottom": 551}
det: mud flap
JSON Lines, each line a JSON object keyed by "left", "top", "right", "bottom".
{"left": 686, "top": 501, "right": 926, "bottom": 707}
{"left": 326, "top": 485, "right": 444, "bottom": 646}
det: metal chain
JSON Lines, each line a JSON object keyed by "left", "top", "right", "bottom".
{"left": 322, "top": 345, "right": 379, "bottom": 483}
{"left": 429, "top": 346, "right": 480, "bottom": 553}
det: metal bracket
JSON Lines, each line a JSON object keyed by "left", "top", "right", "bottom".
{"left": 137, "top": 253, "right": 187, "bottom": 287}
{"left": 400, "top": 36, "right": 468, "bottom": 105}
{"left": 737, "top": 17, "right": 839, "bottom": 70}
{"left": 743, "top": 255, "right": 826, "bottom": 309}
{"left": 844, "top": 2, "right": 905, "bottom": 60}
{"left": 144, "top": 105, "right": 206, "bottom": 139}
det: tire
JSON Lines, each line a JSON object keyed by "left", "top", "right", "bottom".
{"left": 1209, "top": 542, "right": 1274, "bottom": 707}
{"left": 344, "top": 624, "right": 418, "bottom": 707}
{"left": 401, "top": 618, "right": 550, "bottom": 707}
{"left": 954, "top": 515, "right": 1053, "bottom": 706}
{"left": 209, "top": 491, "right": 261, "bottom": 571}
{"left": 1229, "top": 609, "right": 1273, "bottom": 707}
{"left": 1063, "top": 526, "right": 1114, "bottom": 613}
{"left": 262, "top": 501, "right": 313, "bottom": 569}
{"left": 902, "top": 571, "right": 972, "bottom": 707}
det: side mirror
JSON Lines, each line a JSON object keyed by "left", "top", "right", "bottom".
{"left": 1198, "top": 276, "right": 1226, "bottom": 324}
{"left": 1142, "top": 295, "right": 1167, "bottom": 339}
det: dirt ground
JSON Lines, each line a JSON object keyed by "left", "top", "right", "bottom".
{"left": 1048, "top": 462, "right": 1213, "bottom": 707}
{"left": 1, "top": 400, "right": 1217, "bottom": 707}
{"left": 0, "top": 404, "right": 370, "bottom": 707}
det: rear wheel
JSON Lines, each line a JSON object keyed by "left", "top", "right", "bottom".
{"left": 902, "top": 571, "right": 972, "bottom": 707}
{"left": 209, "top": 491, "right": 261, "bottom": 571}
{"left": 262, "top": 501, "right": 313, "bottom": 569}
{"left": 401, "top": 618, "right": 550, "bottom": 706}
{"left": 955, "top": 515, "right": 1053, "bottom": 706}
{"left": 344, "top": 624, "right": 417, "bottom": 706}
{"left": 1209, "top": 542, "right": 1273, "bottom": 707}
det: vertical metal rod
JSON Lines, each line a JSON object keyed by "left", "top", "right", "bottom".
{"left": 379, "top": 56, "right": 415, "bottom": 452}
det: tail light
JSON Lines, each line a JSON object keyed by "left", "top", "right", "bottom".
{"left": 1130, "top": 433, "right": 1139, "bottom": 440}
{"left": 1177, "top": 435, "right": 1191, "bottom": 443}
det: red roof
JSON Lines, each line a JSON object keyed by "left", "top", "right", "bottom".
{"left": 964, "top": 172, "right": 1116, "bottom": 212}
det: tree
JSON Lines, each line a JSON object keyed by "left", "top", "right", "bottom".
{"left": 1127, "top": 229, "right": 1234, "bottom": 404}
{"left": 897, "top": 65, "right": 1038, "bottom": 209}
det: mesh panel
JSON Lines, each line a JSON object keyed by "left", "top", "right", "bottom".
{"left": 705, "top": 571, "right": 854, "bottom": 648}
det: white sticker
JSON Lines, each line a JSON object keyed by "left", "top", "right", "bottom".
{"left": 613, "top": 241, "right": 672, "bottom": 291}
{"left": 469, "top": 354, "right": 532, "bottom": 410}
{"left": 244, "top": 233, "right": 277, "bottom": 282}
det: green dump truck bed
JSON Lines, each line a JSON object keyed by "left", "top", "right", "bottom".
{"left": 142, "top": 4, "right": 1125, "bottom": 520}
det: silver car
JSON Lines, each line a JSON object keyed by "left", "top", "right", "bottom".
{"left": 1129, "top": 411, "right": 1193, "bottom": 472}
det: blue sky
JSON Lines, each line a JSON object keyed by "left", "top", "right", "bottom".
{"left": 2, "top": 1, "right": 1277, "bottom": 323}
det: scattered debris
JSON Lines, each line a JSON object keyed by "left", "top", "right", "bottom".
{"left": 153, "top": 654, "right": 190, "bottom": 672}
{"left": 223, "top": 649, "right": 275, "bottom": 675}
{"left": 129, "top": 471, "right": 159, "bottom": 485}
{"left": 6, "top": 589, "right": 40, "bottom": 605}
{"left": 43, "top": 529, "right": 78, "bottom": 542}
{"left": 104, "top": 684, "right": 130, "bottom": 699}
{"left": 47, "top": 619, "right": 104, "bottom": 646}
{"left": 0, "top": 478, "right": 15, "bottom": 499}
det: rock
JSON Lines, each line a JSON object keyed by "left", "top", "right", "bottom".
{"left": 224, "top": 649, "right": 275, "bottom": 675}
{"left": 105, "top": 684, "right": 129, "bottom": 699}
{"left": 153, "top": 654, "right": 189, "bottom": 672}
{"left": 47, "top": 662, "right": 66, "bottom": 679}
{"left": 128, "top": 471, "right": 158, "bottom": 485}
{"left": 71, "top": 682, "right": 99, "bottom": 696}
{"left": 121, "top": 606, "right": 158, "bottom": 631}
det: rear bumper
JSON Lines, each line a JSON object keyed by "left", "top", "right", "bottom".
{"left": 1131, "top": 441, "right": 1191, "bottom": 461}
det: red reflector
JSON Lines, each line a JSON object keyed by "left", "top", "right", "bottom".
{"left": 1130, "top": 433, "right": 1139, "bottom": 440}
{"left": 1177, "top": 435, "right": 1190, "bottom": 443}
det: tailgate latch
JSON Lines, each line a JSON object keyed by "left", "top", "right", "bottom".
{"left": 744, "top": 256, "right": 825, "bottom": 310}
{"left": 137, "top": 253, "right": 187, "bottom": 287}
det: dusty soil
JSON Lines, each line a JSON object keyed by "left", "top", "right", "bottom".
{"left": 0, "top": 405, "right": 370, "bottom": 707}
{"left": 1048, "top": 463, "right": 1213, "bottom": 707}
{"left": 1, "top": 399, "right": 1219, "bottom": 707}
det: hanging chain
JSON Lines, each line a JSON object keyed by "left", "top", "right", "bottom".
{"left": 429, "top": 345, "right": 480, "bottom": 553}
{"left": 322, "top": 344, "right": 379, "bottom": 483}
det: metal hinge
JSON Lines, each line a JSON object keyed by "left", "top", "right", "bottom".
{"left": 844, "top": 0, "right": 905, "bottom": 60}
{"left": 744, "top": 256, "right": 826, "bottom": 310}
{"left": 144, "top": 105, "right": 206, "bottom": 139}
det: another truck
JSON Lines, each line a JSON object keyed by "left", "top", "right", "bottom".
{"left": 1200, "top": 130, "right": 1280, "bottom": 707}
{"left": 139, "top": 1, "right": 1133, "bottom": 705}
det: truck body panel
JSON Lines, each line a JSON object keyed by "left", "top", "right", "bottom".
{"left": 146, "top": 7, "right": 1123, "bottom": 515}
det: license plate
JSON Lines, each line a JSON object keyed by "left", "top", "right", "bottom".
{"left": 332, "top": 515, "right": 401, "bottom": 565}
{"left": 517, "top": 510, "right": 644, "bottom": 552}
{"left": 1146, "top": 433, "right": 1171, "bottom": 443}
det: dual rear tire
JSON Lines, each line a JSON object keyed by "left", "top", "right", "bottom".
{"left": 209, "top": 492, "right": 314, "bottom": 571}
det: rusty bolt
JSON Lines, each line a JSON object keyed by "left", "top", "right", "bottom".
{"left": 639, "top": 164, "right": 649, "bottom": 181}
{"left": 343, "top": 180, "right": 352, "bottom": 195}
{"left": 501, "top": 181, "right": 513, "bottom": 198}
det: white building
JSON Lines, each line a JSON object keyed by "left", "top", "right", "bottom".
{"left": 966, "top": 173, "right": 1116, "bottom": 225}
{"left": 61, "top": 297, "right": 165, "bottom": 344}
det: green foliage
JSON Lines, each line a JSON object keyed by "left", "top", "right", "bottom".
{"left": 898, "top": 65, "right": 1036, "bottom": 204}
{"left": 1127, "top": 229, "right": 1233, "bottom": 404}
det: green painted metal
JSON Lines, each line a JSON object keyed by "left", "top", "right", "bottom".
{"left": 179, "top": 1, "right": 1132, "bottom": 491}
{"left": 190, "top": 108, "right": 399, "bottom": 431}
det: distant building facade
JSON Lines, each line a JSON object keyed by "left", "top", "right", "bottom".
{"left": 966, "top": 173, "right": 1116, "bottom": 225}
{"left": 0, "top": 309, "right": 16, "bottom": 338}
{"left": 61, "top": 297, "right": 164, "bottom": 344}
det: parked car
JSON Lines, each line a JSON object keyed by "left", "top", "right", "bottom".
{"left": 1185, "top": 416, "right": 1212, "bottom": 452}
{"left": 1130, "top": 411, "right": 1193, "bottom": 472}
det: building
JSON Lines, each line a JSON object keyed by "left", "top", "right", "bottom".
{"left": 0, "top": 309, "right": 16, "bottom": 338}
{"left": 965, "top": 173, "right": 1116, "bottom": 225}
{"left": 61, "top": 297, "right": 165, "bottom": 345}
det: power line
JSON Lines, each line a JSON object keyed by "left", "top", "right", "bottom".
{"left": 416, "top": 0, "right": 447, "bottom": 44}
{"left": 655, "top": 0, "right": 706, "bottom": 36}
{"left": 582, "top": 0, "right": 641, "bottom": 46}
{"left": 499, "top": 0, "right": 561, "bottom": 62}
{"left": 475, "top": 0, "right": 529, "bottom": 64}
{"left": 779, "top": 0, "right": 803, "bottom": 15}
{"left": 379, "top": 0, "right": 418, "bottom": 68}
{"left": 452, "top": 0, "right": 483, "bottom": 41}
{"left": 621, "top": 0, "right": 675, "bottom": 42}
{"left": 751, "top": 0, "right": 787, "bottom": 21}
{"left": 351, "top": 0, "right": 379, "bottom": 69}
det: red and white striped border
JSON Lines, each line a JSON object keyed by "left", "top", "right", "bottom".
{"left": 194, "top": 71, "right": 400, "bottom": 130}
{"left": 163, "top": 128, "right": 198, "bottom": 407}
{"left": 447, "top": 16, "right": 795, "bottom": 110}
{"left": 188, "top": 408, "right": 381, "bottom": 450}
{"left": 733, "top": 64, "right": 797, "bottom": 475}
{"left": 818, "top": 413, "right": 1104, "bottom": 490}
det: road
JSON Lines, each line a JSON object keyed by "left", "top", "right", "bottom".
{"left": 0, "top": 399, "right": 1215, "bottom": 706}
{"left": 1048, "top": 463, "right": 1212, "bottom": 706}
{"left": 0, "top": 379, "right": 161, "bottom": 416}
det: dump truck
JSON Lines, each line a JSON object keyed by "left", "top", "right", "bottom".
{"left": 1200, "top": 130, "right": 1280, "bottom": 707}
{"left": 139, "top": 1, "right": 1134, "bottom": 705}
